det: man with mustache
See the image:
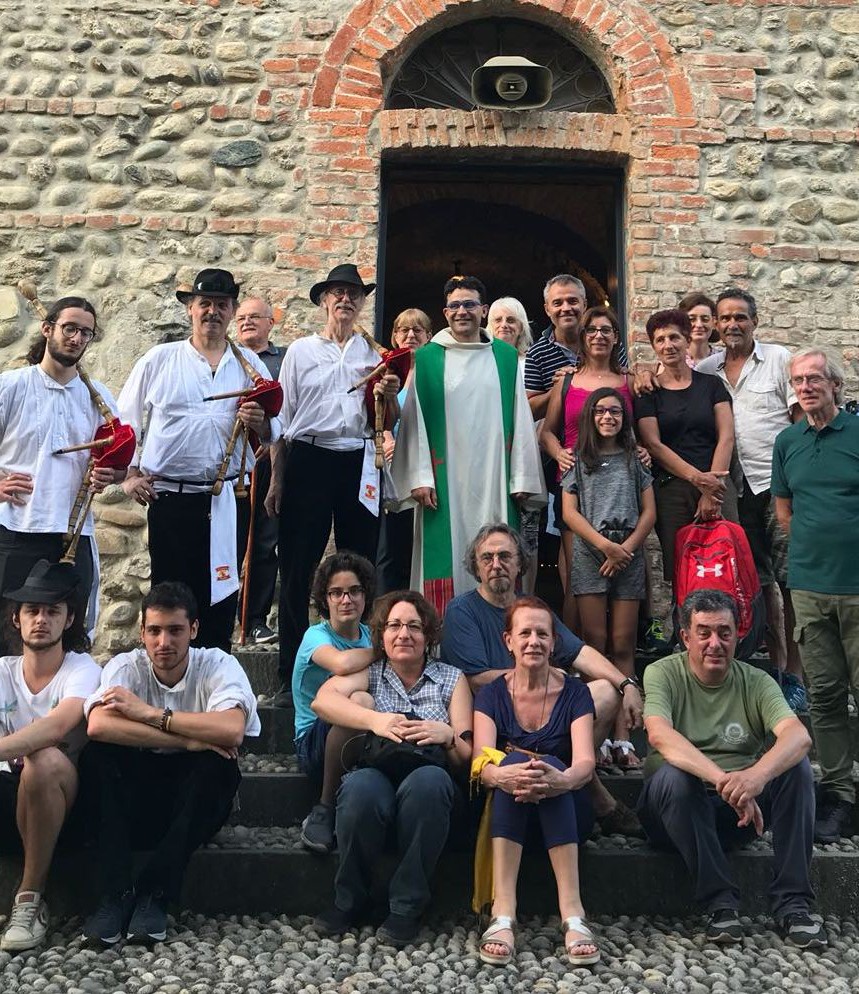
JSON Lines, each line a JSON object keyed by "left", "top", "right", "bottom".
{"left": 0, "top": 296, "right": 121, "bottom": 651}
{"left": 638, "top": 589, "right": 823, "bottom": 949}
{"left": 118, "top": 269, "right": 282, "bottom": 652}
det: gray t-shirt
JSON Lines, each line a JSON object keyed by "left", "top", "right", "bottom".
{"left": 562, "top": 451, "right": 652, "bottom": 539}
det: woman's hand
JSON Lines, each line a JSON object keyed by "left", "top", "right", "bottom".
{"left": 397, "top": 719, "right": 453, "bottom": 748}
{"left": 696, "top": 493, "right": 723, "bottom": 523}
{"left": 600, "top": 541, "right": 632, "bottom": 577}
{"left": 693, "top": 469, "right": 728, "bottom": 500}
{"left": 512, "top": 760, "right": 571, "bottom": 802}
{"left": 556, "top": 447, "right": 575, "bottom": 473}
{"left": 489, "top": 759, "right": 546, "bottom": 797}
{"left": 372, "top": 712, "right": 406, "bottom": 742}
{"left": 635, "top": 445, "right": 652, "bottom": 470}
{"left": 373, "top": 372, "right": 400, "bottom": 403}
{"left": 382, "top": 431, "right": 396, "bottom": 463}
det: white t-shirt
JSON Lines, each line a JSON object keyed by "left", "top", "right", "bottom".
{"left": 0, "top": 651, "right": 102, "bottom": 761}
{"left": 84, "top": 646, "right": 261, "bottom": 739}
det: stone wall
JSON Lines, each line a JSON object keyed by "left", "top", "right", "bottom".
{"left": 0, "top": 0, "right": 854, "bottom": 654}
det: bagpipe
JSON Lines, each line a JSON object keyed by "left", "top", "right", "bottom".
{"left": 18, "top": 281, "right": 137, "bottom": 565}
{"left": 351, "top": 330, "right": 412, "bottom": 468}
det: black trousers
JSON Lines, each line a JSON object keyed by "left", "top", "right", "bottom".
{"left": 0, "top": 526, "right": 94, "bottom": 655}
{"left": 277, "top": 442, "right": 379, "bottom": 683}
{"left": 80, "top": 743, "right": 240, "bottom": 903}
{"left": 375, "top": 507, "right": 414, "bottom": 597}
{"left": 148, "top": 491, "right": 248, "bottom": 652}
{"left": 242, "top": 455, "right": 279, "bottom": 630}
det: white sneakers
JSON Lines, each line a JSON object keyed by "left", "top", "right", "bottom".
{"left": 1, "top": 890, "right": 49, "bottom": 952}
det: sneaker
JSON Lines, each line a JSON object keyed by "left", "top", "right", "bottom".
{"left": 376, "top": 912, "right": 420, "bottom": 948}
{"left": 814, "top": 796, "right": 854, "bottom": 844}
{"left": 0, "top": 891, "right": 49, "bottom": 952}
{"left": 301, "top": 803, "right": 335, "bottom": 853}
{"left": 637, "top": 618, "right": 673, "bottom": 658}
{"left": 83, "top": 890, "right": 135, "bottom": 947}
{"left": 126, "top": 893, "right": 168, "bottom": 943}
{"left": 779, "top": 911, "right": 827, "bottom": 950}
{"left": 598, "top": 799, "right": 645, "bottom": 838}
{"left": 777, "top": 672, "right": 809, "bottom": 716}
{"left": 705, "top": 908, "right": 743, "bottom": 944}
{"left": 248, "top": 624, "right": 277, "bottom": 646}
{"left": 313, "top": 904, "right": 366, "bottom": 936}
{"left": 270, "top": 683, "right": 291, "bottom": 709}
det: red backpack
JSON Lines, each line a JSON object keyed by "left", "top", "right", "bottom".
{"left": 673, "top": 519, "right": 766, "bottom": 660}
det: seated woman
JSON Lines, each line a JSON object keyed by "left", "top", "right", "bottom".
{"left": 472, "top": 595, "right": 599, "bottom": 967}
{"left": 311, "top": 590, "right": 473, "bottom": 948}
{"left": 292, "top": 551, "right": 376, "bottom": 854}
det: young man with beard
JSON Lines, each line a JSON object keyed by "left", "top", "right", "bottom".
{"left": 0, "top": 297, "right": 121, "bottom": 652}
{"left": 0, "top": 559, "right": 101, "bottom": 952}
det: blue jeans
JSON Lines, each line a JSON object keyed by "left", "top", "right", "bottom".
{"left": 334, "top": 765, "right": 454, "bottom": 917}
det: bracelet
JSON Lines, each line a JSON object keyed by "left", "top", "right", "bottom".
{"left": 159, "top": 707, "right": 173, "bottom": 732}
{"left": 618, "top": 677, "right": 640, "bottom": 697}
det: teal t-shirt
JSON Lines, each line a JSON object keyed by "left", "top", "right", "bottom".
{"left": 643, "top": 652, "right": 794, "bottom": 776}
{"left": 291, "top": 621, "right": 372, "bottom": 739}
{"left": 771, "top": 410, "right": 859, "bottom": 594}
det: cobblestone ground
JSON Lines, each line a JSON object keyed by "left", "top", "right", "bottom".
{"left": 0, "top": 913, "right": 856, "bottom": 994}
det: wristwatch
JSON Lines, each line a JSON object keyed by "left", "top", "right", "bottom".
{"left": 618, "top": 677, "right": 641, "bottom": 697}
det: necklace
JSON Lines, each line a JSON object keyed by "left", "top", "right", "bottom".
{"left": 511, "top": 666, "right": 551, "bottom": 732}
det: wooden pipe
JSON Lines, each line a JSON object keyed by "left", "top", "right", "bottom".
{"left": 53, "top": 435, "right": 114, "bottom": 456}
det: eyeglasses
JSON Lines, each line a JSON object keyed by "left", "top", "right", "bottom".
{"left": 583, "top": 325, "right": 615, "bottom": 338}
{"left": 384, "top": 620, "right": 424, "bottom": 634}
{"left": 593, "top": 405, "right": 623, "bottom": 419}
{"left": 54, "top": 322, "right": 95, "bottom": 342}
{"left": 790, "top": 374, "right": 828, "bottom": 387}
{"left": 478, "top": 551, "right": 515, "bottom": 565}
{"left": 328, "top": 286, "right": 363, "bottom": 301}
{"left": 445, "top": 300, "right": 482, "bottom": 312}
{"left": 326, "top": 585, "right": 365, "bottom": 601}
{"left": 396, "top": 326, "right": 428, "bottom": 337}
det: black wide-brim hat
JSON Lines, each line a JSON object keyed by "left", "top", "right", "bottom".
{"left": 5, "top": 559, "right": 82, "bottom": 604}
{"left": 176, "top": 268, "right": 241, "bottom": 304}
{"left": 309, "top": 264, "right": 376, "bottom": 306}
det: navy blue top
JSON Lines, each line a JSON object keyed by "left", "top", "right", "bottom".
{"left": 474, "top": 673, "right": 595, "bottom": 765}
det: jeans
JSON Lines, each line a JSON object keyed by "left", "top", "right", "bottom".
{"left": 334, "top": 765, "right": 454, "bottom": 918}
{"left": 638, "top": 760, "right": 815, "bottom": 918}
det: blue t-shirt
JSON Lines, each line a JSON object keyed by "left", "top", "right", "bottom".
{"left": 441, "top": 589, "right": 584, "bottom": 677}
{"left": 292, "top": 621, "right": 372, "bottom": 739}
{"left": 474, "top": 672, "right": 595, "bottom": 764}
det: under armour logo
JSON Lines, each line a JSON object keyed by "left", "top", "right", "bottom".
{"left": 696, "top": 563, "right": 724, "bottom": 578}
{"left": 215, "top": 565, "right": 231, "bottom": 581}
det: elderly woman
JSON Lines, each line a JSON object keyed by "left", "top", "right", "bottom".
{"left": 678, "top": 291, "right": 721, "bottom": 368}
{"left": 473, "top": 595, "right": 598, "bottom": 966}
{"left": 312, "top": 590, "right": 472, "bottom": 948}
{"left": 377, "top": 309, "right": 433, "bottom": 595}
{"left": 634, "top": 308, "right": 738, "bottom": 589}
{"left": 267, "top": 264, "right": 400, "bottom": 700}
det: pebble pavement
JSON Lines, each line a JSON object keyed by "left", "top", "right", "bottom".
{"left": 0, "top": 911, "right": 855, "bottom": 994}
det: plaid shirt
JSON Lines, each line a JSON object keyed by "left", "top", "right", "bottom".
{"left": 368, "top": 658, "right": 460, "bottom": 723}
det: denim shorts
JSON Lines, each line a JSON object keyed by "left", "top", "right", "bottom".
{"left": 294, "top": 717, "right": 331, "bottom": 778}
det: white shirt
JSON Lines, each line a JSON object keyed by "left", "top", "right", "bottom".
{"left": 84, "top": 646, "right": 261, "bottom": 740}
{"left": 279, "top": 333, "right": 379, "bottom": 451}
{"left": 117, "top": 340, "right": 283, "bottom": 492}
{"left": 696, "top": 341, "right": 797, "bottom": 495}
{"left": 0, "top": 365, "right": 119, "bottom": 535}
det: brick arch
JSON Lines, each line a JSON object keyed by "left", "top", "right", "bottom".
{"left": 310, "top": 0, "right": 693, "bottom": 120}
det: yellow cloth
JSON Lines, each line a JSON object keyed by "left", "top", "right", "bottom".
{"left": 470, "top": 748, "right": 505, "bottom": 914}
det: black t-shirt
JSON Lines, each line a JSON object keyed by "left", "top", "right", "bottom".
{"left": 633, "top": 370, "right": 731, "bottom": 475}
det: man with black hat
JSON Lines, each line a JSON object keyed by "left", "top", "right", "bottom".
{"left": 0, "top": 559, "right": 101, "bottom": 952}
{"left": 265, "top": 264, "right": 400, "bottom": 696}
{"left": 118, "top": 269, "right": 283, "bottom": 651}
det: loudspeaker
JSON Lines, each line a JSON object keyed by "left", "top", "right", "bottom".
{"left": 471, "top": 56, "right": 553, "bottom": 110}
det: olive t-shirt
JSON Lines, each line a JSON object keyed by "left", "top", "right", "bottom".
{"left": 642, "top": 652, "right": 793, "bottom": 776}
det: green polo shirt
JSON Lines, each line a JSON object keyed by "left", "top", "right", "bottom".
{"left": 771, "top": 410, "right": 859, "bottom": 594}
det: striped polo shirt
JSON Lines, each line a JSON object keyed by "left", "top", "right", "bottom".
{"left": 524, "top": 326, "right": 629, "bottom": 394}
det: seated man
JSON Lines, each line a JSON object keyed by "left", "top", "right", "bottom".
{"left": 0, "top": 559, "right": 101, "bottom": 952}
{"left": 638, "top": 589, "right": 824, "bottom": 949}
{"left": 442, "top": 522, "right": 644, "bottom": 835}
{"left": 81, "top": 581, "right": 260, "bottom": 946}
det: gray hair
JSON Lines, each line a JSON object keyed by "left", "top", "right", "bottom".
{"left": 679, "top": 589, "right": 739, "bottom": 631}
{"left": 543, "top": 274, "right": 586, "bottom": 303}
{"left": 487, "top": 297, "right": 533, "bottom": 356}
{"left": 789, "top": 347, "right": 845, "bottom": 405}
{"left": 716, "top": 287, "right": 757, "bottom": 321}
{"left": 464, "top": 522, "right": 529, "bottom": 580}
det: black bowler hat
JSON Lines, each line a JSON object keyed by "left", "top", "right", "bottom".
{"left": 5, "top": 560, "right": 81, "bottom": 605}
{"left": 309, "top": 264, "right": 376, "bottom": 306}
{"left": 176, "top": 268, "right": 241, "bottom": 304}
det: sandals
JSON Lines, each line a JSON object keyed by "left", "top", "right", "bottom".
{"left": 563, "top": 915, "right": 600, "bottom": 965}
{"left": 611, "top": 739, "right": 642, "bottom": 771}
{"left": 479, "top": 915, "right": 515, "bottom": 966}
{"left": 596, "top": 738, "right": 614, "bottom": 770}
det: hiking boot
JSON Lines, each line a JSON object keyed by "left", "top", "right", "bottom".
{"left": 83, "top": 890, "right": 135, "bottom": 947}
{"left": 377, "top": 912, "right": 421, "bottom": 948}
{"left": 248, "top": 624, "right": 278, "bottom": 646}
{"left": 313, "top": 904, "right": 367, "bottom": 936}
{"left": 598, "top": 799, "right": 645, "bottom": 838}
{"left": 705, "top": 908, "right": 743, "bottom": 944}
{"left": 779, "top": 911, "right": 827, "bottom": 950}
{"left": 126, "top": 893, "right": 168, "bottom": 943}
{"left": 301, "top": 803, "right": 335, "bottom": 853}
{"left": 814, "top": 796, "right": 853, "bottom": 844}
{"left": 1, "top": 891, "right": 49, "bottom": 952}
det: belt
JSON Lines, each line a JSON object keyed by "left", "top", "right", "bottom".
{"left": 156, "top": 474, "right": 242, "bottom": 495}
{"left": 293, "top": 436, "right": 367, "bottom": 449}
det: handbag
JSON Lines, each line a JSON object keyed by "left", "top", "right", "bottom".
{"left": 357, "top": 731, "right": 448, "bottom": 787}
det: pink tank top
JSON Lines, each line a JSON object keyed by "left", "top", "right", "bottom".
{"left": 560, "top": 380, "right": 634, "bottom": 478}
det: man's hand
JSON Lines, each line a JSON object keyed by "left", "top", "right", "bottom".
{"left": 551, "top": 365, "right": 576, "bottom": 387}
{"left": 397, "top": 719, "right": 453, "bottom": 748}
{"left": 411, "top": 486, "right": 437, "bottom": 510}
{"left": 382, "top": 432, "right": 396, "bottom": 463}
{"left": 717, "top": 767, "right": 766, "bottom": 810}
{"left": 373, "top": 372, "right": 400, "bottom": 403}
{"left": 734, "top": 797, "right": 764, "bottom": 835}
{"left": 122, "top": 471, "right": 158, "bottom": 506}
{"left": 264, "top": 476, "right": 282, "bottom": 517}
{"left": 620, "top": 684, "right": 644, "bottom": 730}
{"left": 236, "top": 399, "right": 265, "bottom": 432}
{"left": 0, "top": 472, "right": 33, "bottom": 506}
{"left": 100, "top": 686, "right": 160, "bottom": 725}
{"left": 185, "top": 737, "right": 237, "bottom": 760}
{"left": 89, "top": 465, "right": 117, "bottom": 493}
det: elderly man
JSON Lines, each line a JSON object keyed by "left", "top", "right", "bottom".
{"left": 266, "top": 264, "right": 399, "bottom": 694}
{"left": 82, "top": 581, "right": 260, "bottom": 946}
{"left": 234, "top": 297, "right": 286, "bottom": 645}
{"left": 118, "top": 269, "right": 282, "bottom": 652}
{"left": 696, "top": 288, "right": 801, "bottom": 683}
{"left": 0, "top": 559, "right": 101, "bottom": 952}
{"left": 639, "top": 589, "right": 823, "bottom": 948}
{"left": 0, "top": 295, "right": 122, "bottom": 650}
{"left": 772, "top": 348, "right": 859, "bottom": 843}
{"left": 391, "top": 277, "right": 544, "bottom": 616}
{"left": 442, "top": 522, "right": 644, "bottom": 836}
